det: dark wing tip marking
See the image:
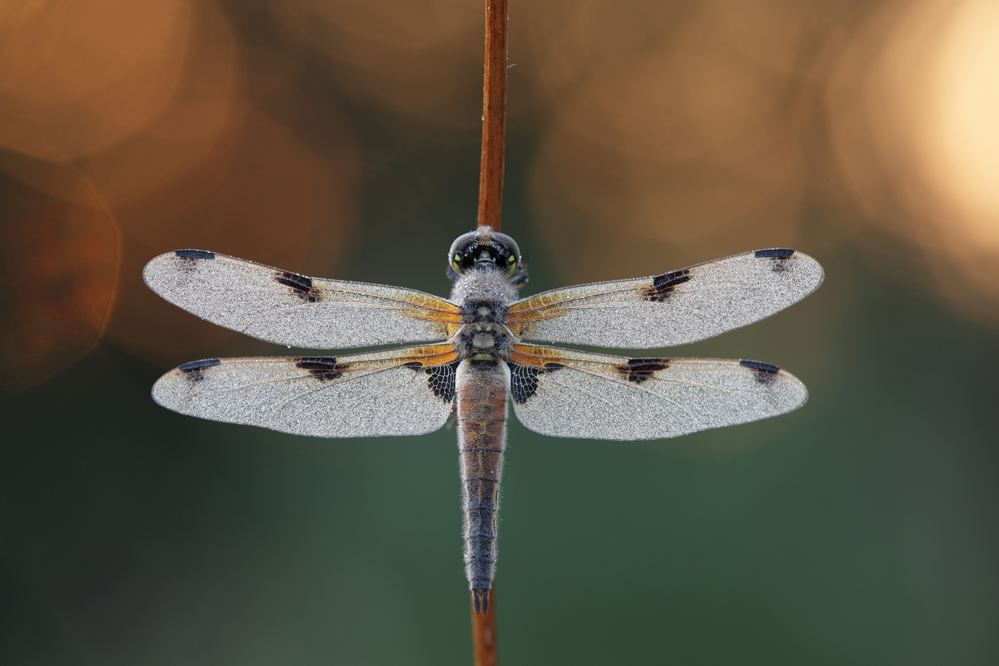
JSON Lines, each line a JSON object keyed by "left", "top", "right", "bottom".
{"left": 641, "top": 269, "right": 691, "bottom": 302}
{"left": 174, "top": 249, "right": 216, "bottom": 260}
{"left": 755, "top": 248, "right": 795, "bottom": 273}
{"left": 754, "top": 248, "right": 795, "bottom": 258}
{"left": 740, "top": 359, "right": 780, "bottom": 373}
{"left": 618, "top": 357, "right": 670, "bottom": 384}
{"left": 740, "top": 359, "right": 781, "bottom": 385}
{"left": 179, "top": 358, "right": 221, "bottom": 372}
{"left": 294, "top": 356, "right": 345, "bottom": 381}
{"left": 510, "top": 362, "right": 564, "bottom": 404}
{"left": 178, "top": 358, "right": 221, "bottom": 382}
{"left": 276, "top": 271, "right": 321, "bottom": 303}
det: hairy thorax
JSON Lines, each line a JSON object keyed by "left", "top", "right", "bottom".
{"left": 450, "top": 267, "right": 519, "bottom": 361}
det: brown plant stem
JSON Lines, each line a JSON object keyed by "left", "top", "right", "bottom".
{"left": 471, "top": 584, "right": 498, "bottom": 666}
{"left": 476, "top": 0, "right": 508, "bottom": 233}
{"left": 471, "top": 1, "right": 506, "bottom": 664}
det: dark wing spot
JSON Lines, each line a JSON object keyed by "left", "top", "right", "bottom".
{"left": 510, "top": 364, "right": 542, "bottom": 404}
{"left": 617, "top": 357, "right": 670, "bottom": 384}
{"left": 754, "top": 248, "right": 795, "bottom": 273}
{"left": 179, "top": 358, "right": 221, "bottom": 372}
{"left": 641, "top": 269, "right": 691, "bottom": 302}
{"left": 427, "top": 361, "right": 459, "bottom": 403}
{"left": 404, "top": 360, "right": 458, "bottom": 403}
{"left": 178, "top": 358, "right": 221, "bottom": 382}
{"left": 740, "top": 359, "right": 780, "bottom": 385}
{"left": 276, "top": 271, "right": 321, "bottom": 303}
{"left": 174, "top": 249, "right": 215, "bottom": 260}
{"left": 754, "top": 248, "right": 795, "bottom": 258}
{"left": 294, "top": 356, "right": 345, "bottom": 381}
{"left": 178, "top": 358, "right": 221, "bottom": 371}
{"left": 509, "top": 362, "right": 564, "bottom": 404}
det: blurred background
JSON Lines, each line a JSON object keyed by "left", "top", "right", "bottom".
{"left": 2, "top": 0, "right": 997, "bottom": 663}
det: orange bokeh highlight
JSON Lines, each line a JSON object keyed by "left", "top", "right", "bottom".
{"left": 107, "top": 107, "right": 359, "bottom": 365}
{"left": 928, "top": 2, "right": 999, "bottom": 250}
{"left": 0, "top": 0, "right": 194, "bottom": 161}
{"left": 828, "top": 0, "right": 999, "bottom": 325}
{"left": 82, "top": 0, "right": 241, "bottom": 207}
{"left": 526, "top": 0, "right": 807, "bottom": 283}
{"left": 0, "top": 167, "right": 120, "bottom": 396}
{"left": 0, "top": 0, "right": 362, "bottom": 372}
{"left": 269, "top": 0, "right": 483, "bottom": 126}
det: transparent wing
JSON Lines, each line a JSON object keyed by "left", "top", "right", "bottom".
{"left": 507, "top": 344, "right": 808, "bottom": 440}
{"left": 152, "top": 344, "right": 460, "bottom": 438}
{"left": 143, "top": 250, "right": 463, "bottom": 349}
{"left": 507, "top": 249, "right": 823, "bottom": 348}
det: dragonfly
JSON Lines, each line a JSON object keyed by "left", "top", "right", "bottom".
{"left": 144, "top": 227, "right": 824, "bottom": 613}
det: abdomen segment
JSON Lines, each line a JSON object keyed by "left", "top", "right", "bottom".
{"left": 456, "top": 358, "right": 510, "bottom": 614}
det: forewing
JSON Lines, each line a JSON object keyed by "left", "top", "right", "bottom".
{"left": 152, "top": 344, "right": 460, "bottom": 437}
{"left": 144, "top": 250, "right": 463, "bottom": 348}
{"left": 508, "top": 344, "right": 808, "bottom": 440}
{"left": 507, "top": 249, "right": 823, "bottom": 348}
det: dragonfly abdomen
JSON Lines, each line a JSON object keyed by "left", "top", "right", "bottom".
{"left": 456, "top": 358, "right": 510, "bottom": 614}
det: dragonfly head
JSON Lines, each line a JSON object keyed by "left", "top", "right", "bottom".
{"left": 448, "top": 227, "right": 522, "bottom": 278}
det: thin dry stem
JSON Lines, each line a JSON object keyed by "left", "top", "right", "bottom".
{"left": 471, "top": 585, "right": 498, "bottom": 666}
{"left": 476, "top": 0, "right": 508, "bottom": 233}
{"left": 471, "top": 1, "right": 507, "bottom": 663}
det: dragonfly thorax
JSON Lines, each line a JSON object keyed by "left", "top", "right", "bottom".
{"left": 454, "top": 297, "right": 516, "bottom": 360}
